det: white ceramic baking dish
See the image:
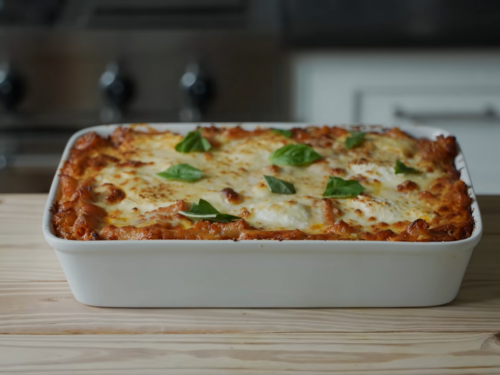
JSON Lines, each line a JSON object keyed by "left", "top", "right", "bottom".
{"left": 42, "top": 123, "right": 482, "bottom": 307}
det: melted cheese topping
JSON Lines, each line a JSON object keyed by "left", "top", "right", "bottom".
{"left": 87, "top": 128, "right": 440, "bottom": 233}
{"left": 52, "top": 125, "right": 473, "bottom": 241}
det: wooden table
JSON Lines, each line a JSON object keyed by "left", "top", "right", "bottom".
{"left": 0, "top": 194, "right": 499, "bottom": 374}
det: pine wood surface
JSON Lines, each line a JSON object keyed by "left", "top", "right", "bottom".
{"left": 0, "top": 194, "right": 499, "bottom": 374}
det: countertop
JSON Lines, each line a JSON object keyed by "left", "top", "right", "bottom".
{"left": 0, "top": 194, "right": 499, "bottom": 374}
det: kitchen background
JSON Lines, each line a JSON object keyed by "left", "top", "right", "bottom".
{"left": 0, "top": 0, "right": 499, "bottom": 194}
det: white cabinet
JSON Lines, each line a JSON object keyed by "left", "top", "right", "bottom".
{"left": 291, "top": 51, "right": 500, "bottom": 194}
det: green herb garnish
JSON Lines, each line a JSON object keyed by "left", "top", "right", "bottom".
{"left": 323, "top": 177, "right": 365, "bottom": 198}
{"left": 269, "top": 144, "right": 322, "bottom": 166}
{"left": 345, "top": 131, "right": 366, "bottom": 149}
{"left": 157, "top": 164, "right": 202, "bottom": 182}
{"left": 271, "top": 128, "right": 293, "bottom": 138}
{"left": 179, "top": 199, "right": 241, "bottom": 223}
{"left": 395, "top": 160, "right": 420, "bottom": 174}
{"left": 175, "top": 130, "right": 212, "bottom": 153}
{"left": 263, "top": 175, "right": 296, "bottom": 194}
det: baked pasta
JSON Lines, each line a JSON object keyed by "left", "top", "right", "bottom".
{"left": 52, "top": 125, "right": 474, "bottom": 241}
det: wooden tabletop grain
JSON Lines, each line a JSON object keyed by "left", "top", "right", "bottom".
{"left": 0, "top": 194, "right": 499, "bottom": 374}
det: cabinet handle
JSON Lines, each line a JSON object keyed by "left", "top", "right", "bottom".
{"left": 394, "top": 106, "right": 498, "bottom": 122}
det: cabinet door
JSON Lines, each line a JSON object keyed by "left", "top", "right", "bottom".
{"left": 360, "top": 90, "right": 500, "bottom": 194}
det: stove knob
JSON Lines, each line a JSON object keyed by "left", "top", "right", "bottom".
{"left": 99, "top": 62, "right": 134, "bottom": 121}
{"left": 180, "top": 62, "right": 214, "bottom": 122}
{"left": 0, "top": 64, "right": 25, "bottom": 112}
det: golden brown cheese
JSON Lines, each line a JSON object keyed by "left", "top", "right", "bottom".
{"left": 51, "top": 125, "right": 474, "bottom": 241}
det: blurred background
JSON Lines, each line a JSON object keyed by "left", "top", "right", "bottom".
{"left": 0, "top": 0, "right": 499, "bottom": 194}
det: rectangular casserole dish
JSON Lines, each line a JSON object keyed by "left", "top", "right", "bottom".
{"left": 42, "top": 123, "right": 483, "bottom": 307}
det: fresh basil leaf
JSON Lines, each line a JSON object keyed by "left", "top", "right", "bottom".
{"left": 179, "top": 199, "right": 241, "bottom": 223}
{"left": 263, "top": 175, "right": 296, "bottom": 194}
{"left": 323, "top": 177, "right": 365, "bottom": 198}
{"left": 395, "top": 160, "right": 420, "bottom": 174}
{"left": 175, "top": 130, "right": 212, "bottom": 153}
{"left": 157, "top": 164, "right": 202, "bottom": 182}
{"left": 345, "top": 131, "right": 366, "bottom": 149}
{"left": 271, "top": 128, "right": 293, "bottom": 138}
{"left": 269, "top": 144, "right": 322, "bottom": 166}
{"left": 183, "top": 198, "right": 219, "bottom": 216}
